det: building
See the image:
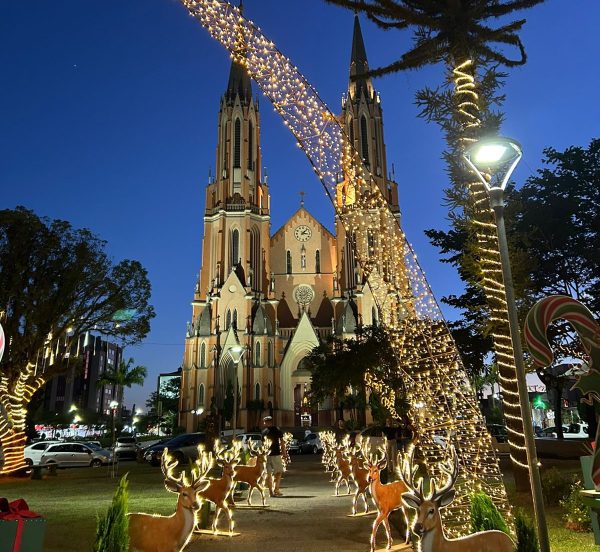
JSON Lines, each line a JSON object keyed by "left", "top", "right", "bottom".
{"left": 180, "top": 16, "right": 400, "bottom": 431}
{"left": 43, "top": 333, "right": 123, "bottom": 417}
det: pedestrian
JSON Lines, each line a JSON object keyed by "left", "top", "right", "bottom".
{"left": 334, "top": 419, "right": 347, "bottom": 442}
{"left": 262, "top": 415, "right": 285, "bottom": 497}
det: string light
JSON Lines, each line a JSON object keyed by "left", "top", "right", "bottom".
{"left": 182, "top": 0, "right": 512, "bottom": 534}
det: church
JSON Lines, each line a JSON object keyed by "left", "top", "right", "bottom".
{"left": 179, "top": 15, "right": 401, "bottom": 431}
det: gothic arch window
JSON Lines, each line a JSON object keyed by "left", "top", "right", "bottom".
{"left": 372, "top": 306, "right": 378, "bottom": 327}
{"left": 267, "top": 381, "right": 272, "bottom": 397}
{"left": 286, "top": 250, "right": 292, "bottom": 274}
{"left": 367, "top": 231, "right": 375, "bottom": 257}
{"left": 200, "top": 343, "right": 206, "bottom": 368}
{"left": 255, "top": 382, "right": 261, "bottom": 401}
{"left": 233, "top": 309, "right": 238, "bottom": 329}
{"left": 268, "top": 341, "right": 273, "bottom": 367}
{"left": 300, "top": 245, "right": 306, "bottom": 269}
{"left": 198, "top": 384, "right": 205, "bottom": 407}
{"left": 234, "top": 118, "right": 241, "bottom": 168}
{"left": 231, "top": 228, "right": 239, "bottom": 269}
{"left": 348, "top": 118, "right": 354, "bottom": 147}
{"left": 255, "top": 341, "right": 261, "bottom": 366}
{"left": 315, "top": 250, "right": 321, "bottom": 273}
{"left": 248, "top": 120, "right": 254, "bottom": 170}
{"left": 360, "top": 115, "right": 369, "bottom": 165}
{"left": 250, "top": 226, "right": 260, "bottom": 290}
{"left": 220, "top": 117, "right": 228, "bottom": 176}
{"left": 226, "top": 309, "right": 232, "bottom": 330}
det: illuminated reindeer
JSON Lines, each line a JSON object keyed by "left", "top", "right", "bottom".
{"left": 363, "top": 443, "right": 411, "bottom": 551}
{"left": 346, "top": 442, "right": 370, "bottom": 515}
{"left": 233, "top": 438, "right": 270, "bottom": 506}
{"left": 282, "top": 432, "right": 294, "bottom": 469}
{"left": 400, "top": 446, "right": 514, "bottom": 552}
{"left": 333, "top": 436, "right": 353, "bottom": 496}
{"left": 319, "top": 431, "right": 337, "bottom": 476}
{"left": 195, "top": 440, "right": 239, "bottom": 534}
{"left": 128, "top": 449, "right": 211, "bottom": 552}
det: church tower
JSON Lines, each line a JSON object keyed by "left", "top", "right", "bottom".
{"left": 336, "top": 14, "right": 400, "bottom": 294}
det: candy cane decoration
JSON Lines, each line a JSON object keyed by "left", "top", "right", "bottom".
{"left": 524, "top": 295, "right": 600, "bottom": 489}
{"left": 0, "top": 323, "right": 5, "bottom": 364}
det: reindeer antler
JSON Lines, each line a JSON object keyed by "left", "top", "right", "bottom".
{"left": 432, "top": 445, "right": 459, "bottom": 501}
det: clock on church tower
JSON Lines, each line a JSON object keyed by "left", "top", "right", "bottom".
{"left": 294, "top": 225, "right": 311, "bottom": 242}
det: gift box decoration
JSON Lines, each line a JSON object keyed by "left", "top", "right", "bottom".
{"left": 0, "top": 498, "right": 45, "bottom": 552}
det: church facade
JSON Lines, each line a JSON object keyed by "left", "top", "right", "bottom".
{"left": 179, "top": 16, "right": 400, "bottom": 431}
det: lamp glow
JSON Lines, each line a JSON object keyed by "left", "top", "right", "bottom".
{"left": 474, "top": 144, "right": 508, "bottom": 164}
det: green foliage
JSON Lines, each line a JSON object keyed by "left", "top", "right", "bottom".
{"left": 0, "top": 207, "right": 154, "bottom": 383}
{"left": 470, "top": 492, "right": 509, "bottom": 535}
{"left": 541, "top": 467, "right": 577, "bottom": 506}
{"left": 561, "top": 480, "right": 591, "bottom": 532}
{"left": 514, "top": 509, "right": 539, "bottom": 552}
{"left": 93, "top": 474, "right": 129, "bottom": 552}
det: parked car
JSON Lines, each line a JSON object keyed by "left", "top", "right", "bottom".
{"left": 300, "top": 432, "right": 323, "bottom": 454}
{"left": 39, "top": 442, "right": 112, "bottom": 468}
{"left": 114, "top": 436, "right": 138, "bottom": 459}
{"left": 233, "top": 432, "right": 263, "bottom": 451}
{"left": 537, "top": 424, "right": 589, "bottom": 439}
{"left": 287, "top": 438, "right": 302, "bottom": 455}
{"left": 24, "top": 441, "right": 61, "bottom": 466}
{"left": 143, "top": 433, "right": 207, "bottom": 466}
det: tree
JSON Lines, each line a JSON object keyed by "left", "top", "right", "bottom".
{"left": 325, "top": 0, "right": 544, "bottom": 489}
{"left": 145, "top": 376, "right": 181, "bottom": 434}
{"left": 0, "top": 207, "right": 154, "bottom": 474}
{"left": 93, "top": 474, "right": 129, "bottom": 552}
{"left": 306, "top": 326, "right": 407, "bottom": 425}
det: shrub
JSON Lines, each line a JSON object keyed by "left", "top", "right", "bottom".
{"left": 561, "top": 480, "right": 591, "bottom": 532}
{"left": 470, "top": 492, "right": 510, "bottom": 534}
{"left": 93, "top": 474, "right": 129, "bottom": 552}
{"left": 514, "top": 509, "right": 538, "bottom": 552}
{"left": 540, "top": 467, "right": 576, "bottom": 505}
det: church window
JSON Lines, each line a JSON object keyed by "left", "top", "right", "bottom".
{"left": 255, "top": 342, "right": 261, "bottom": 366}
{"left": 231, "top": 229, "right": 239, "bottom": 269}
{"left": 250, "top": 226, "right": 260, "bottom": 290}
{"left": 255, "top": 383, "right": 261, "bottom": 401}
{"left": 233, "top": 309, "right": 238, "bottom": 329}
{"left": 200, "top": 343, "right": 206, "bottom": 368}
{"left": 234, "top": 118, "right": 241, "bottom": 168}
{"left": 226, "top": 310, "right": 232, "bottom": 330}
{"left": 315, "top": 250, "right": 321, "bottom": 273}
{"left": 268, "top": 341, "right": 273, "bottom": 367}
{"left": 372, "top": 306, "right": 378, "bottom": 326}
{"left": 248, "top": 120, "right": 254, "bottom": 170}
{"left": 300, "top": 245, "right": 306, "bottom": 269}
{"left": 360, "top": 115, "right": 369, "bottom": 164}
{"left": 198, "top": 384, "right": 205, "bottom": 407}
{"left": 367, "top": 231, "right": 375, "bottom": 257}
{"left": 286, "top": 250, "right": 292, "bottom": 274}
{"left": 348, "top": 118, "right": 354, "bottom": 146}
{"left": 268, "top": 381, "right": 272, "bottom": 396}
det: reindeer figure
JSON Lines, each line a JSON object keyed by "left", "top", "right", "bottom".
{"left": 363, "top": 443, "right": 411, "bottom": 552}
{"left": 195, "top": 440, "right": 239, "bottom": 534}
{"left": 333, "top": 437, "right": 353, "bottom": 496}
{"left": 400, "top": 446, "right": 514, "bottom": 552}
{"left": 346, "top": 442, "right": 370, "bottom": 515}
{"left": 233, "top": 438, "right": 270, "bottom": 506}
{"left": 319, "top": 431, "right": 337, "bottom": 474}
{"left": 128, "top": 449, "right": 211, "bottom": 552}
{"left": 282, "top": 432, "right": 293, "bottom": 468}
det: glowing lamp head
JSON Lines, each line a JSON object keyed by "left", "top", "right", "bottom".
{"left": 473, "top": 144, "right": 508, "bottom": 165}
{"left": 229, "top": 344, "right": 245, "bottom": 364}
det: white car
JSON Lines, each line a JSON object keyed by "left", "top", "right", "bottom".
{"left": 24, "top": 441, "right": 61, "bottom": 466}
{"left": 39, "top": 442, "right": 113, "bottom": 468}
{"left": 538, "top": 424, "right": 589, "bottom": 439}
{"left": 233, "top": 432, "right": 263, "bottom": 451}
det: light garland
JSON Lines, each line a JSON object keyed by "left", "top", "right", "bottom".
{"left": 181, "top": 0, "right": 511, "bottom": 534}
{"left": 453, "top": 59, "right": 529, "bottom": 474}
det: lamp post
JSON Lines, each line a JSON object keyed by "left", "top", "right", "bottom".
{"left": 463, "top": 137, "right": 550, "bottom": 552}
{"left": 228, "top": 344, "right": 246, "bottom": 440}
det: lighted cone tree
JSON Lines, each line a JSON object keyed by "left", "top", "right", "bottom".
{"left": 181, "top": 0, "right": 510, "bottom": 533}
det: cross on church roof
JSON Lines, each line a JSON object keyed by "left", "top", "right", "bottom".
{"left": 299, "top": 191, "right": 305, "bottom": 207}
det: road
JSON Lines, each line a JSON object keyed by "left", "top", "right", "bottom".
{"left": 187, "top": 454, "right": 412, "bottom": 552}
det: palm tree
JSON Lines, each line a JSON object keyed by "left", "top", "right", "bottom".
{"left": 325, "top": 0, "right": 544, "bottom": 490}
{"left": 98, "top": 357, "right": 147, "bottom": 421}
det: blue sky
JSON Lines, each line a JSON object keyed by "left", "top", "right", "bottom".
{"left": 1, "top": 1, "right": 599, "bottom": 410}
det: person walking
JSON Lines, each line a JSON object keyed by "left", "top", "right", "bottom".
{"left": 262, "top": 415, "right": 285, "bottom": 497}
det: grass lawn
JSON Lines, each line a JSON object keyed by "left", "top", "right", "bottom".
{"left": 0, "top": 459, "right": 596, "bottom": 551}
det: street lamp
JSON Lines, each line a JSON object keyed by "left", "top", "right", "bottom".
{"left": 464, "top": 136, "right": 550, "bottom": 552}
{"left": 228, "top": 344, "right": 246, "bottom": 439}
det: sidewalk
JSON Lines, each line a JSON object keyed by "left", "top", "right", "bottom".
{"left": 187, "top": 454, "right": 400, "bottom": 552}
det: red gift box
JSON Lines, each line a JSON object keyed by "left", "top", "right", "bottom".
{"left": 0, "top": 498, "right": 44, "bottom": 552}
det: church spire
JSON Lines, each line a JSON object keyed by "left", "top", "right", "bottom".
{"left": 225, "top": 1, "right": 252, "bottom": 104}
{"left": 349, "top": 14, "right": 372, "bottom": 99}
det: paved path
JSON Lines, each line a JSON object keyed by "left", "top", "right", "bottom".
{"left": 187, "top": 454, "right": 411, "bottom": 552}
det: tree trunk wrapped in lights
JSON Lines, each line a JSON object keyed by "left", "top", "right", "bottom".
{"left": 181, "top": 0, "right": 510, "bottom": 534}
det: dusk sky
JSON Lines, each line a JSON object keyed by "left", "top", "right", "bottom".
{"left": 2, "top": 1, "right": 599, "bottom": 410}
